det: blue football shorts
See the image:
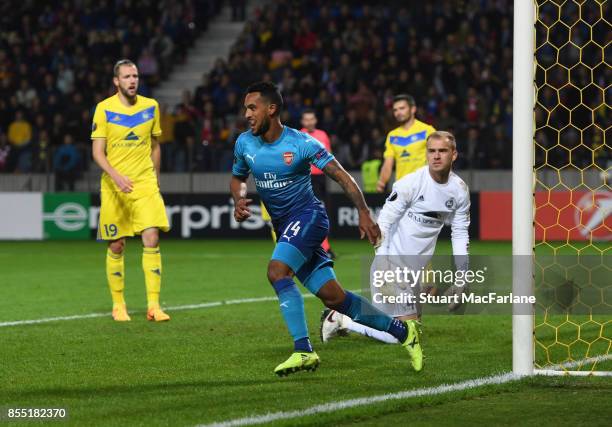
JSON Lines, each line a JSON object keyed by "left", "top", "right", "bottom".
{"left": 271, "top": 208, "right": 335, "bottom": 295}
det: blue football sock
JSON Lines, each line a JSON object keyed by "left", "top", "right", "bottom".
{"left": 294, "top": 337, "right": 313, "bottom": 353}
{"left": 387, "top": 318, "right": 408, "bottom": 343}
{"left": 336, "top": 291, "right": 407, "bottom": 343}
{"left": 272, "top": 278, "right": 312, "bottom": 352}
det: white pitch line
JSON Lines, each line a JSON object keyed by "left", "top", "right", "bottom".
{"left": 0, "top": 294, "right": 323, "bottom": 328}
{"left": 198, "top": 372, "right": 521, "bottom": 427}
{"left": 0, "top": 312, "right": 108, "bottom": 327}
{"left": 198, "top": 353, "right": 612, "bottom": 427}
{"left": 553, "top": 354, "right": 612, "bottom": 369}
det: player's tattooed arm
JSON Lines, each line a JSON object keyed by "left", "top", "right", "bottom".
{"left": 230, "top": 175, "right": 252, "bottom": 222}
{"left": 323, "top": 159, "right": 381, "bottom": 244}
{"left": 323, "top": 160, "right": 368, "bottom": 211}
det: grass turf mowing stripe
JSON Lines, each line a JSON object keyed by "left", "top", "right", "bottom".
{"left": 198, "top": 355, "right": 612, "bottom": 427}
{"left": 198, "top": 372, "right": 522, "bottom": 427}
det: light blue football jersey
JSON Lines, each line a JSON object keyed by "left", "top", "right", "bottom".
{"left": 232, "top": 126, "right": 334, "bottom": 222}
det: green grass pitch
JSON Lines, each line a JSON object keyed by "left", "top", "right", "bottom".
{"left": 0, "top": 240, "right": 609, "bottom": 426}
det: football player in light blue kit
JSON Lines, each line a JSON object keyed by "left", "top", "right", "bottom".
{"left": 230, "top": 82, "right": 423, "bottom": 376}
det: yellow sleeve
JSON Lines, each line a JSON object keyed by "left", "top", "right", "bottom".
{"left": 383, "top": 132, "right": 394, "bottom": 158}
{"left": 91, "top": 104, "right": 107, "bottom": 139}
{"left": 152, "top": 101, "right": 162, "bottom": 137}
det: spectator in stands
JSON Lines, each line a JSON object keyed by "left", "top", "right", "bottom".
{"left": 159, "top": 103, "right": 176, "bottom": 172}
{"left": 4, "top": 1, "right": 597, "bottom": 174}
{"left": 1, "top": 0, "right": 220, "bottom": 175}
{"left": 230, "top": 0, "right": 247, "bottom": 22}
{"left": 319, "top": 106, "right": 338, "bottom": 137}
{"left": 40, "top": 73, "right": 61, "bottom": 104}
{"left": 0, "top": 133, "right": 10, "bottom": 173}
{"left": 465, "top": 86, "right": 485, "bottom": 126}
{"left": 194, "top": 74, "right": 212, "bottom": 110}
{"left": 138, "top": 48, "right": 160, "bottom": 86}
{"left": 337, "top": 133, "right": 369, "bottom": 171}
{"left": 53, "top": 134, "right": 81, "bottom": 191}
{"left": 151, "top": 27, "right": 175, "bottom": 79}
{"left": 434, "top": 106, "right": 459, "bottom": 136}
{"left": 15, "top": 80, "right": 37, "bottom": 109}
{"left": 56, "top": 63, "right": 75, "bottom": 95}
{"left": 348, "top": 81, "right": 376, "bottom": 120}
{"left": 361, "top": 147, "right": 383, "bottom": 193}
{"left": 0, "top": 99, "right": 11, "bottom": 131}
{"left": 50, "top": 113, "right": 67, "bottom": 148}
{"left": 33, "top": 130, "right": 51, "bottom": 173}
{"left": 8, "top": 110, "right": 33, "bottom": 172}
{"left": 173, "top": 105, "right": 197, "bottom": 172}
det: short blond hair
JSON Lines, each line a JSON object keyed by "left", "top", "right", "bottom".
{"left": 113, "top": 59, "right": 136, "bottom": 77}
{"left": 426, "top": 130, "right": 456, "bottom": 150}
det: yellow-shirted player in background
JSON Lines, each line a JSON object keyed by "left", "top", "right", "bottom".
{"left": 92, "top": 59, "right": 170, "bottom": 322}
{"left": 377, "top": 94, "right": 436, "bottom": 192}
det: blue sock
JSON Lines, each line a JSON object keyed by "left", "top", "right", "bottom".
{"left": 294, "top": 337, "right": 313, "bottom": 353}
{"left": 337, "top": 291, "right": 407, "bottom": 343}
{"left": 272, "top": 278, "right": 312, "bottom": 352}
{"left": 387, "top": 318, "right": 408, "bottom": 343}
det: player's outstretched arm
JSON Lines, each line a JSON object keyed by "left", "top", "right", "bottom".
{"left": 322, "top": 159, "right": 380, "bottom": 244}
{"left": 230, "top": 175, "right": 252, "bottom": 222}
{"left": 377, "top": 157, "right": 394, "bottom": 192}
{"left": 92, "top": 138, "right": 133, "bottom": 193}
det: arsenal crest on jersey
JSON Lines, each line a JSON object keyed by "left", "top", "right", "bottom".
{"left": 283, "top": 152, "right": 294, "bottom": 165}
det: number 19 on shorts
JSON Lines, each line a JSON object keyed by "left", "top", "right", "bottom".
{"left": 103, "top": 224, "right": 118, "bottom": 238}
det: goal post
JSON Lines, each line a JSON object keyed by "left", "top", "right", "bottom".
{"left": 512, "top": 0, "right": 536, "bottom": 376}
{"left": 514, "top": 0, "right": 611, "bottom": 376}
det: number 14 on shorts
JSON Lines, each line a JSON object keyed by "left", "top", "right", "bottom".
{"left": 281, "top": 221, "right": 301, "bottom": 241}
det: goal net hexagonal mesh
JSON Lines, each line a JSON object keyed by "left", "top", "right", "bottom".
{"left": 533, "top": 0, "right": 610, "bottom": 374}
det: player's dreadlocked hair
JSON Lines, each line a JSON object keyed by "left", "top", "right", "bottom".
{"left": 246, "top": 81, "right": 284, "bottom": 116}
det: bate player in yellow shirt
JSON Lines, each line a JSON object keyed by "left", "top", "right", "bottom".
{"left": 377, "top": 94, "right": 436, "bottom": 192}
{"left": 91, "top": 59, "right": 170, "bottom": 322}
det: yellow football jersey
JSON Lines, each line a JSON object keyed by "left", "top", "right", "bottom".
{"left": 91, "top": 94, "right": 162, "bottom": 192}
{"left": 383, "top": 120, "right": 436, "bottom": 180}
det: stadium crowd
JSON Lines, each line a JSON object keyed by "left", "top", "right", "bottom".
{"left": 166, "top": 0, "right": 516, "bottom": 172}
{"left": 0, "top": 0, "right": 221, "bottom": 178}
{"left": 1, "top": 0, "right": 606, "bottom": 178}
